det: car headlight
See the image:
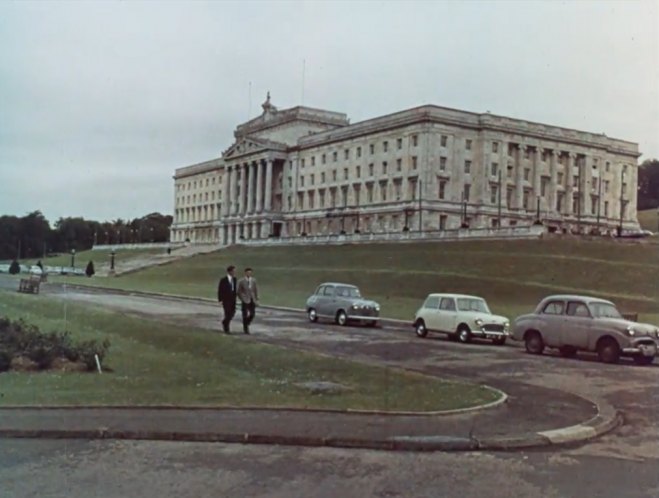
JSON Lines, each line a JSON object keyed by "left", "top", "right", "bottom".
{"left": 375, "top": 305, "right": 380, "bottom": 311}
{"left": 626, "top": 326, "right": 636, "bottom": 336}
{"left": 504, "top": 321, "right": 510, "bottom": 330}
{"left": 475, "top": 318, "right": 484, "bottom": 327}
{"left": 654, "top": 329, "right": 659, "bottom": 339}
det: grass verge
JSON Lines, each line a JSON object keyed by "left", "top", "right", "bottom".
{"left": 0, "top": 291, "right": 499, "bottom": 411}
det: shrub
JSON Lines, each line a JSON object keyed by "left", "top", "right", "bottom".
{"left": 0, "top": 349, "right": 11, "bottom": 372}
{"left": 85, "top": 261, "right": 95, "bottom": 277}
{"left": 9, "top": 260, "right": 20, "bottom": 275}
{"left": 78, "top": 339, "right": 111, "bottom": 371}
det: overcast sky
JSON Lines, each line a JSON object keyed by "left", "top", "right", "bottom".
{"left": 1, "top": 0, "right": 657, "bottom": 223}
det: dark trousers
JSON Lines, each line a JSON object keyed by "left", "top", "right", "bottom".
{"left": 221, "top": 301, "right": 236, "bottom": 331}
{"left": 241, "top": 301, "right": 256, "bottom": 332}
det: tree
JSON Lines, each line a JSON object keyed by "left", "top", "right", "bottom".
{"left": 85, "top": 261, "right": 95, "bottom": 277}
{"left": 9, "top": 260, "right": 20, "bottom": 275}
{"left": 638, "top": 159, "right": 659, "bottom": 210}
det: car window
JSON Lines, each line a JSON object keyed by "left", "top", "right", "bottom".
{"left": 439, "top": 298, "right": 456, "bottom": 311}
{"left": 589, "top": 302, "right": 622, "bottom": 319}
{"left": 542, "top": 301, "right": 564, "bottom": 315}
{"left": 337, "top": 286, "right": 361, "bottom": 298}
{"left": 424, "top": 296, "right": 440, "bottom": 309}
{"left": 566, "top": 301, "right": 590, "bottom": 317}
{"left": 457, "top": 298, "right": 489, "bottom": 313}
{"left": 323, "top": 286, "right": 335, "bottom": 296}
{"left": 316, "top": 286, "right": 326, "bottom": 296}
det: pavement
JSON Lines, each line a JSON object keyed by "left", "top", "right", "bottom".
{"left": 0, "top": 277, "right": 626, "bottom": 452}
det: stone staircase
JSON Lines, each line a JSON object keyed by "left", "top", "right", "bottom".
{"left": 94, "top": 244, "right": 223, "bottom": 277}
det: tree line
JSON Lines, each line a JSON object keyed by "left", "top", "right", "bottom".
{"left": 0, "top": 211, "right": 173, "bottom": 260}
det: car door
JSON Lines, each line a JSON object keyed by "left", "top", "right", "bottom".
{"left": 422, "top": 295, "right": 441, "bottom": 330}
{"left": 538, "top": 300, "right": 565, "bottom": 347}
{"left": 315, "top": 285, "right": 333, "bottom": 317}
{"left": 437, "top": 297, "right": 458, "bottom": 333}
{"left": 563, "top": 301, "right": 592, "bottom": 349}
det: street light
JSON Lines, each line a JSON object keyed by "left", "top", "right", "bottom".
{"left": 70, "top": 249, "right": 76, "bottom": 269}
{"left": 110, "top": 249, "right": 116, "bottom": 271}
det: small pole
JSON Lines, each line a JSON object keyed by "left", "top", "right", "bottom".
{"left": 94, "top": 354, "right": 103, "bottom": 374}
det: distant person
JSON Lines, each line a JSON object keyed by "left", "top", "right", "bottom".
{"left": 237, "top": 267, "right": 259, "bottom": 334}
{"left": 36, "top": 260, "right": 43, "bottom": 270}
{"left": 217, "top": 265, "right": 237, "bottom": 334}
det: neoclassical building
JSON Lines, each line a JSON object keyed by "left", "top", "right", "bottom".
{"left": 171, "top": 95, "right": 640, "bottom": 244}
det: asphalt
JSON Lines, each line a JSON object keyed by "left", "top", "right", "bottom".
{"left": 0, "top": 276, "right": 623, "bottom": 451}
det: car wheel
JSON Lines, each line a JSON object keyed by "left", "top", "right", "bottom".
{"left": 336, "top": 310, "right": 348, "bottom": 326}
{"left": 457, "top": 326, "right": 472, "bottom": 344}
{"left": 415, "top": 320, "right": 428, "bottom": 338}
{"left": 559, "top": 346, "right": 577, "bottom": 358}
{"left": 366, "top": 320, "right": 377, "bottom": 328}
{"left": 524, "top": 331, "right": 544, "bottom": 355}
{"left": 492, "top": 337, "right": 506, "bottom": 346}
{"left": 633, "top": 354, "right": 654, "bottom": 366}
{"left": 308, "top": 308, "right": 318, "bottom": 323}
{"left": 597, "top": 338, "right": 621, "bottom": 364}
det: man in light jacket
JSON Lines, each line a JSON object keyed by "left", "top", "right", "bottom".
{"left": 237, "top": 267, "right": 259, "bottom": 334}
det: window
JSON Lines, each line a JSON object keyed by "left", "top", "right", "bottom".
{"left": 556, "top": 193, "right": 564, "bottom": 212}
{"left": 367, "top": 185, "right": 374, "bottom": 203}
{"left": 465, "top": 139, "right": 472, "bottom": 150}
{"left": 439, "top": 215, "right": 447, "bottom": 230}
{"left": 557, "top": 172, "right": 564, "bottom": 184}
{"left": 344, "top": 168, "right": 349, "bottom": 180}
{"left": 506, "top": 187, "right": 514, "bottom": 208}
{"left": 567, "top": 301, "right": 590, "bottom": 317}
{"left": 409, "top": 179, "right": 417, "bottom": 200}
{"left": 322, "top": 154, "right": 326, "bottom": 164}
{"left": 412, "top": 156, "right": 418, "bottom": 170}
{"left": 490, "top": 185, "right": 498, "bottom": 204}
{"left": 412, "top": 135, "right": 418, "bottom": 146}
{"left": 354, "top": 188, "right": 361, "bottom": 205}
{"left": 332, "top": 170, "right": 337, "bottom": 181}
{"left": 440, "top": 156, "right": 447, "bottom": 171}
{"left": 606, "top": 162, "right": 610, "bottom": 172}
{"left": 604, "top": 180, "right": 609, "bottom": 193}
{"left": 333, "top": 151, "right": 337, "bottom": 162}
{"left": 369, "top": 144, "right": 375, "bottom": 155}
{"left": 439, "top": 298, "right": 456, "bottom": 311}
{"left": 440, "top": 135, "right": 447, "bottom": 147}
{"left": 591, "top": 195, "right": 597, "bottom": 215}
{"left": 369, "top": 163, "right": 374, "bottom": 176}
{"left": 604, "top": 201, "right": 609, "bottom": 217}
{"left": 383, "top": 141, "right": 388, "bottom": 152}
{"left": 492, "top": 142, "right": 499, "bottom": 153}
{"left": 356, "top": 166, "right": 361, "bottom": 178}
{"left": 357, "top": 146, "right": 362, "bottom": 158}
{"left": 323, "top": 286, "right": 335, "bottom": 296}
{"left": 524, "top": 168, "right": 531, "bottom": 181}
{"left": 491, "top": 162, "right": 498, "bottom": 176}
{"left": 524, "top": 148, "right": 530, "bottom": 159}
{"left": 507, "top": 166, "right": 513, "bottom": 178}
{"left": 438, "top": 181, "right": 446, "bottom": 200}
{"left": 464, "top": 160, "right": 472, "bottom": 174}
{"left": 424, "top": 296, "right": 440, "bottom": 309}
{"left": 543, "top": 301, "right": 564, "bottom": 315}
{"left": 523, "top": 190, "right": 530, "bottom": 210}
{"left": 301, "top": 158, "right": 305, "bottom": 168}
{"left": 321, "top": 172, "right": 326, "bottom": 183}
{"left": 397, "top": 138, "right": 403, "bottom": 150}
{"left": 310, "top": 174, "right": 315, "bottom": 186}
{"left": 382, "top": 161, "right": 387, "bottom": 175}
{"left": 380, "top": 182, "right": 387, "bottom": 201}
{"left": 573, "top": 175, "right": 579, "bottom": 188}
{"left": 464, "top": 184, "right": 471, "bottom": 202}
{"left": 344, "top": 149, "right": 349, "bottom": 160}
{"left": 311, "top": 156, "right": 316, "bottom": 166}
{"left": 395, "top": 181, "right": 402, "bottom": 200}
{"left": 541, "top": 176, "right": 550, "bottom": 197}
{"left": 396, "top": 158, "right": 402, "bottom": 172}
{"left": 308, "top": 190, "right": 315, "bottom": 208}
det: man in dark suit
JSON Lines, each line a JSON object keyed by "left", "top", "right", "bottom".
{"left": 217, "top": 265, "right": 237, "bottom": 334}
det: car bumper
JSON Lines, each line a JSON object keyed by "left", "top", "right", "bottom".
{"left": 472, "top": 329, "right": 510, "bottom": 339}
{"left": 347, "top": 314, "right": 379, "bottom": 321}
{"left": 623, "top": 342, "right": 657, "bottom": 357}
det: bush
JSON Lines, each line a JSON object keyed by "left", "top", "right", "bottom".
{"left": 9, "top": 260, "right": 20, "bottom": 275}
{"left": 85, "top": 261, "right": 95, "bottom": 277}
{"left": 0, "top": 316, "right": 110, "bottom": 372}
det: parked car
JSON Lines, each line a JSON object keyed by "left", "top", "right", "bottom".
{"left": 305, "top": 282, "right": 380, "bottom": 326}
{"left": 413, "top": 293, "right": 510, "bottom": 345}
{"left": 512, "top": 295, "right": 659, "bottom": 365}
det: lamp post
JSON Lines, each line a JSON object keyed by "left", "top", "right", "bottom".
{"left": 93, "top": 231, "right": 98, "bottom": 246}
{"left": 110, "top": 249, "right": 116, "bottom": 271}
{"left": 70, "top": 249, "right": 76, "bottom": 269}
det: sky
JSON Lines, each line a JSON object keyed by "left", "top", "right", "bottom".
{"left": 1, "top": 0, "right": 657, "bottom": 223}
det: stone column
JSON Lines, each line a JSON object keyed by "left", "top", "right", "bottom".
{"left": 265, "top": 159, "right": 273, "bottom": 211}
{"left": 231, "top": 166, "right": 239, "bottom": 215}
{"left": 515, "top": 145, "right": 525, "bottom": 209}
{"left": 566, "top": 152, "right": 576, "bottom": 215}
{"left": 223, "top": 167, "right": 231, "bottom": 216}
{"left": 241, "top": 163, "right": 248, "bottom": 215}
{"left": 247, "top": 162, "right": 255, "bottom": 214}
{"left": 533, "top": 147, "right": 542, "bottom": 210}
{"left": 549, "top": 150, "right": 559, "bottom": 215}
{"left": 583, "top": 155, "right": 593, "bottom": 218}
{"left": 255, "top": 159, "right": 264, "bottom": 212}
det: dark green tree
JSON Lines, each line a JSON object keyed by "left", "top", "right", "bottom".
{"left": 9, "top": 260, "right": 20, "bottom": 275}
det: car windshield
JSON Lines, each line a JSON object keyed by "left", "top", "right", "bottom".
{"left": 337, "top": 286, "right": 361, "bottom": 298}
{"left": 457, "top": 298, "right": 490, "bottom": 313}
{"left": 589, "top": 302, "right": 623, "bottom": 319}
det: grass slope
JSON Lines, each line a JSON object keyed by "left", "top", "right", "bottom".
{"left": 57, "top": 238, "right": 659, "bottom": 324}
{"left": 0, "top": 291, "right": 497, "bottom": 410}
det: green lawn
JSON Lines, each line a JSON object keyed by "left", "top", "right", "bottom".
{"left": 51, "top": 238, "right": 659, "bottom": 324}
{"left": 17, "top": 248, "right": 166, "bottom": 268}
{"left": 0, "top": 291, "right": 498, "bottom": 410}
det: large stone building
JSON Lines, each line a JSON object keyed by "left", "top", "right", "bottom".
{"left": 171, "top": 95, "right": 640, "bottom": 244}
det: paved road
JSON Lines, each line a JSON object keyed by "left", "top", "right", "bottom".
{"left": 2, "top": 279, "right": 659, "bottom": 497}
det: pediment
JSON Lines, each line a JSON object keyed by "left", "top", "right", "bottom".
{"left": 222, "top": 137, "right": 269, "bottom": 159}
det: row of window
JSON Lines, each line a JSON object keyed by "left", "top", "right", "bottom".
{"left": 177, "top": 190, "right": 224, "bottom": 206}
{"left": 177, "top": 176, "right": 223, "bottom": 192}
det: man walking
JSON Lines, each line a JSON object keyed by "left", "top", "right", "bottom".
{"left": 217, "top": 265, "right": 237, "bottom": 334}
{"left": 237, "top": 267, "right": 259, "bottom": 334}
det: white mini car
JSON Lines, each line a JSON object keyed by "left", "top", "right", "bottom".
{"left": 413, "top": 293, "right": 510, "bottom": 345}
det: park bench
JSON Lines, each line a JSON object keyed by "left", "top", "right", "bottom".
{"left": 18, "top": 274, "right": 42, "bottom": 294}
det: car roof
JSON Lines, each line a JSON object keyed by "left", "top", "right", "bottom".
{"left": 318, "top": 282, "right": 358, "bottom": 288}
{"left": 426, "top": 293, "right": 485, "bottom": 300}
{"left": 540, "top": 295, "right": 614, "bottom": 305}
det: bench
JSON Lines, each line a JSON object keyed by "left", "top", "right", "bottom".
{"left": 18, "top": 275, "right": 42, "bottom": 294}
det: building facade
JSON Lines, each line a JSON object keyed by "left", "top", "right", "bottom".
{"left": 171, "top": 95, "right": 641, "bottom": 244}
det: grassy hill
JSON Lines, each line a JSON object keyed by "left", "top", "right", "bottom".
{"left": 638, "top": 208, "right": 658, "bottom": 232}
{"left": 58, "top": 237, "right": 659, "bottom": 324}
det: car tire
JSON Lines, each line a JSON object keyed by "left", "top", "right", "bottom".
{"left": 336, "top": 310, "right": 348, "bottom": 326}
{"left": 366, "top": 320, "right": 378, "bottom": 328}
{"left": 415, "top": 320, "right": 428, "bottom": 338}
{"left": 597, "top": 338, "right": 621, "bottom": 364}
{"left": 457, "top": 326, "right": 472, "bottom": 344}
{"left": 308, "top": 308, "right": 318, "bottom": 323}
{"left": 492, "top": 337, "right": 506, "bottom": 346}
{"left": 524, "top": 331, "right": 544, "bottom": 355}
{"left": 633, "top": 354, "right": 654, "bottom": 366}
{"left": 559, "top": 346, "right": 577, "bottom": 358}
